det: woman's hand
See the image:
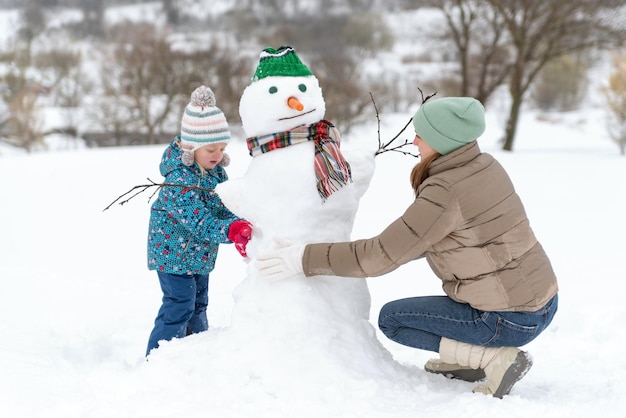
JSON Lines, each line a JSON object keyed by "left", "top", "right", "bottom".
{"left": 255, "top": 238, "right": 305, "bottom": 281}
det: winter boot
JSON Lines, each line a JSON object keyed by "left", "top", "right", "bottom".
{"left": 424, "top": 358, "right": 486, "bottom": 382}
{"left": 439, "top": 337, "right": 533, "bottom": 398}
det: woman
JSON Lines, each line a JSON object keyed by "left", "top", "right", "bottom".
{"left": 255, "top": 97, "right": 558, "bottom": 398}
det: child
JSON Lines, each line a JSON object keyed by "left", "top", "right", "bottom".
{"left": 146, "top": 85, "right": 251, "bottom": 356}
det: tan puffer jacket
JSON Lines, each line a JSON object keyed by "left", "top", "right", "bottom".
{"left": 303, "top": 141, "right": 558, "bottom": 312}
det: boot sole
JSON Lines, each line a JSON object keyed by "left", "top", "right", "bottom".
{"left": 493, "top": 351, "right": 533, "bottom": 399}
{"left": 425, "top": 366, "right": 486, "bottom": 382}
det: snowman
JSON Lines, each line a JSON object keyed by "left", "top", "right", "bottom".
{"left": 215, "top": 46, "right": 398, "bottom": 377}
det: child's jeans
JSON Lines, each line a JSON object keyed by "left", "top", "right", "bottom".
{"left": 378, "top": 294, "right": 558, "bottom": 353}
{"left": 146, "top": 271, "right": 209, "bottom": 356}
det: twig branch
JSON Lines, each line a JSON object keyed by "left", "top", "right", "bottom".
{"left": 418, "top": 87, "right": 438, "bottom": 105}
{"left": 103, "top": 178, "right": 214, "bottom": 211}
{"left": 371, "top": 87, "right": 437, "bottom": 158}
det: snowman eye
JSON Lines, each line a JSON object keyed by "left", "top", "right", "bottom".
{"left": 298, "top": 84, "right": 307, "bottom": 92}
{"left": 269, "top": 86, "right": 278, "bottom": 94}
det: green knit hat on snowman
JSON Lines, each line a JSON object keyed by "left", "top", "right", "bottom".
{"left": 252, "top": 46, "right": 313, "bottom": 81}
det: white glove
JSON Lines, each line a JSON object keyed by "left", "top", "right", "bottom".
{"left": 255, "top": 239, "right": 305, "bottom": 281}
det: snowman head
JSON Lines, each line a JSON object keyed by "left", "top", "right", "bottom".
{"left": 240, "top": 46, "right": 326, "bottom": 138}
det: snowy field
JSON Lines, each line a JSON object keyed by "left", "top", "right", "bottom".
{"left": 1, "top": 102, "right": 626, "bottom": 417}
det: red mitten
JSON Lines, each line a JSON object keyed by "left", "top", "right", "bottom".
{"left": 228, "top": 220, "right": 252, "bottom": 257}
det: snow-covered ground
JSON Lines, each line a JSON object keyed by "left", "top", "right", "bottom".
{"left": 2, "top": 1, "right": 626, "bottom": 416}
{"left": 1, "top": 101, "right": 625, "bottom": 417}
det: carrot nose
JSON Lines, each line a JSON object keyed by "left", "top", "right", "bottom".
{"left": 287, "top": 96, "right": 304, "bottom": 111}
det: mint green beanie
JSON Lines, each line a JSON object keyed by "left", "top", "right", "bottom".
{"left": 412, "top": 97, "right": 486, "bottom": 155}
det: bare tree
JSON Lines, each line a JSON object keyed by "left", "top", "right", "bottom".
{"left": 88, "top": 23, "right": 249, "bottom": 146}
{"left": 33, "top": 49, "right": 82, "bottom": 106}
{"left": 105, "top": 23, "right": 188, "bottom": 145}
{"left": 78, "top": 0, "right": 104, "bottom": 37}
{"left": 17, "top": 3, "right": 46, "bottom": 67}
{"left": 162, "top": 0, "right": 179, "bottom": 26}
{"left": 6, "top": 89, "right": 45, "bottom": 152}
{"left": 89, "top": 50, "right": 140, "bottom": 147}
{"left": 0, "top": 12, "right": 48, "bottom": 151}
{"left": 531, "top": 54, "right": 589, "bottom": 111}
{"left": 601, "top": 50, "right": 626, "bottom": 155}
{"left": 487, "top": 0, "right": 626, "bottom": 150}
{"left": 436, "top": 0, "right": 511, "bottom": 104}
{"left": 254, "top": 10, "right": 394, "bottom": 133}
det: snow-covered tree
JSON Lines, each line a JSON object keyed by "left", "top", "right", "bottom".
{"left": 602, "top": 50, "right": 626, "bottom": 155}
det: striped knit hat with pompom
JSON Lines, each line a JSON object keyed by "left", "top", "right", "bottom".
{"left": 180, "top": 86, "right": 230, "bottom": 153}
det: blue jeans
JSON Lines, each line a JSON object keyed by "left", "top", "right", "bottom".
{"left": 378, "top": 294, "right": 558, "bottom": 353}
{"left": 146, "top": 271, "right": 209, "bottom": 356}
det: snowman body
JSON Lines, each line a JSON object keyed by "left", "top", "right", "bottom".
{"left": 223, "top": 142, "right": 375, "bottom": 322}
{"left": 216, "top": 72, "right": 375, "bottom": 323}
{"left": 214, "top": 51, "right": 399, "bottom": 378}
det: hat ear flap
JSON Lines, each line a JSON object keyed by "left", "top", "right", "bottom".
{"left": 178, "top": 140, "right": 195, "bottom": 166}
{"left": 181, "top": 149, "right": 195, "bottom": 166}
{"left": 218, "top": 152, "right": 230, "bottom": 167}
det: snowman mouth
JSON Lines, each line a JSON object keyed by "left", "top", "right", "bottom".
{"left": 278, "top": 108, "right": 316, "bottom": 121}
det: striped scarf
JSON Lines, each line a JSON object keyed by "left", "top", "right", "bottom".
{"left": 247, "top": 120, "right": 352, "bottom": 201}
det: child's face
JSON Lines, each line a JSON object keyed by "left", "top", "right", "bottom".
{"left": 195, "top": 142, "right": 227, "bottom": 170}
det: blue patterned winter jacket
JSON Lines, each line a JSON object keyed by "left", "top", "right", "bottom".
{"left": 147, "top": 138, "right": 239, "bottom": 276}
